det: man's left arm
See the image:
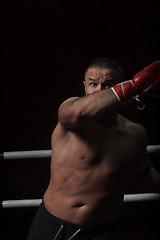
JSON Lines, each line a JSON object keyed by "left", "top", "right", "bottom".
{"left": 129, "top": 152, "right": 160, "bottom": 193}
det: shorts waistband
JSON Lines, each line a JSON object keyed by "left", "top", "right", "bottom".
{"left": 39, "top": 201, "right": 115, "bottom": 231}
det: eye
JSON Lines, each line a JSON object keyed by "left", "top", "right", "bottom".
{"left": 104, "top": 81, "right": 114, "bottom": 88}
{"left": 89, "top": 82, "right": 97, "bottom": 87}
{"left": 105, "top": 83, "right": 112, "bottom": 88}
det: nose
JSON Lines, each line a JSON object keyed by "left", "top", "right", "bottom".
{"left": 97, "top": 84, "right": 103, "bottom": 91}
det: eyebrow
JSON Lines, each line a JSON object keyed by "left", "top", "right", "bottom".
{"left": 89, "top": 77, "right": 114, "bottom": 82}
{"left": 89, "top": 78, "right": 97, "bottom": 81}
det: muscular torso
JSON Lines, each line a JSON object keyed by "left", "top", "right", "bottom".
{"left": 44, "top": 114, "right": 144, "bottom": 225}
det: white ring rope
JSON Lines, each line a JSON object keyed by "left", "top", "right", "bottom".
{"left": 2, "top": 193, "right": 160, "bottom": 208}
{"left": 147, "top": 145, "right": 160, "bottom": 153}
{"left": 123, "top": 193, "right": 160, "bottom": 202}
{"left": 2, "top": 150, "right": 52, "bottom": 160}
{"left": 2, "top": 199, "right": 43, "bottom": 208}
{"left": 1, "top": 145, "right": 160, "bottom": 160}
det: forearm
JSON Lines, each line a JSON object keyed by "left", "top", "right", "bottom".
{"left": 75, "top": 88, "right": 121, "bottom": 120}
{"left": 58, "top": 88, "right": 121, "bottom": 128}
{"left": 132, "top": 166, "right": 160, "bottom": 193}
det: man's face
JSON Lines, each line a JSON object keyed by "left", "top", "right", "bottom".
{"left": 84, "top": 67, "right": 117, "bottom": 95}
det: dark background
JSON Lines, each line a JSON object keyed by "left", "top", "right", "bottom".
{"left": 0, "top": 0, "right": 160, "bottom": 239}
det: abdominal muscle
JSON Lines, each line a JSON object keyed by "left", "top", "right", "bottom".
{"left": 43, "top": 119, "right": 131, "bottom": 225}
{"left": 43, "top": 156, "right": 127, "bottom": 225}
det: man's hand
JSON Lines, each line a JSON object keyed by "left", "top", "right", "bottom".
{"left": 111, "top": 61, "right": 160, "bottom": 104}
{"left": 133, "top": 61, "right": 160, "bottom": 95}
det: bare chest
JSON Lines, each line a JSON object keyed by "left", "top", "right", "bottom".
{"left": 63, "top": 121, "right": 138, "bottom": 168}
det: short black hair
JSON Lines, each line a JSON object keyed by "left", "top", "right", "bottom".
{"left": 85, "top": 57, "right": 124, "bottom": 83}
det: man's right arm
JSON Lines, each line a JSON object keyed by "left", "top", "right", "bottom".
{"left": 58, "top": 61, "right": 160, "bottom": 129}
{"left": 58, "top": 89, "right": 121, "bottom": 129}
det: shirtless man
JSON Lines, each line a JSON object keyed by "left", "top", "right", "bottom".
{"left": 27, "top": 58, "right": 160, "bottom": 240}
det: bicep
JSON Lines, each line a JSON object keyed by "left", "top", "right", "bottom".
{"left": 128, "top": 152, "right": 160, "bottom": 192}
{"left": 129, "top": 125, "right": 151, "bottom": 180}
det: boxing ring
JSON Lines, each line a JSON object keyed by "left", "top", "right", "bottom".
{"left": 1, "top": 145, "right": 160, "bottom": 208}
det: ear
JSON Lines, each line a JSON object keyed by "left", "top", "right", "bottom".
{"left": 83, "top": 81, "right": 86, "bottom": 93}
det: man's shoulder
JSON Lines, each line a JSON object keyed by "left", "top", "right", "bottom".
{"left": 119, "top": 114, "right": 145, "bottom": 130}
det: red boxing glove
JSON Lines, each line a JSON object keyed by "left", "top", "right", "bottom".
{"left": 111, "top": 61, "right": 160, "bottom": 104}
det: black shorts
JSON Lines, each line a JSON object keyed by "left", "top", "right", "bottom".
{"left": 27, "top": 202, "right": 123, "bottom": 240}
